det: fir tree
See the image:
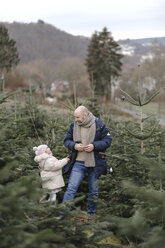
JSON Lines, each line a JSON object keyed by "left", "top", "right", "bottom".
{"left": 85, "top": 27, "right": 123, "bottom": 98}
{"left": 0, "top": 24, "right": 19, "bottom": 91}
{"left": 95, "top": 65, "right": 165, "bottom": 247}
{"left": 1, "top": 92, "right": 119, "bottom": 248}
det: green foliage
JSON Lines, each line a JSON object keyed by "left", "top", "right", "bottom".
{"left": 1, "top": 93, "right": 118, "bottom": 248}
{"left": 0, "top": 24, "right": 19, "bottom": 73}
{"left": 95, "top": 68, "right": 165, "bottom": 247}
{"left": 1, "top": 84, "right": 165, "bottom": 247}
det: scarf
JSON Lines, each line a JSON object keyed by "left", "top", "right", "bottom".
{"left": 73, "top": 112, "right": 96, "bottom": 167}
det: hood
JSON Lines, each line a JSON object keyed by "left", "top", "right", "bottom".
{"left": 34, "top": 153, "right": 51, "bottom": 163}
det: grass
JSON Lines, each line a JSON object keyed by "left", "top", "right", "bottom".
{"left": 118, "top": 101, "right": 165, "bottom": 119}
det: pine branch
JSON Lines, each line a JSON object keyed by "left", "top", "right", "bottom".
{"left": 27, "top": 107, "right": 42, "bottom": 144}
{"left": 61, "top": 101, "right": 75, "bottom": 111}
{"left": 125, "top": 98, "right": 140, "bottom": 106}
{"left": 0, "top": 91, "right": 16, "bottom": 104}
{"left": 111, "top": 154, "right": 130, "bottom": 161}
{"left": 142, "top": 87, "right": 165, "bottom": 106}
{"left": 125, "top": 125, "right": 156, "bottom": 140}
{"left": 142, "top": 114, "right": 154, "bottom": 122}
{"left": 120, "top": 89, "right": 139, "bottom": 106}
{"left": 99, "top": 152, "right": 129, "bottom": 161}
{"left": 137, "top": 95, "right": 142, "bottom": 106}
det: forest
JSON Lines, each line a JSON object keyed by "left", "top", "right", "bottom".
{"left": 1, "top": 22, "right": 165, "bottom": 248}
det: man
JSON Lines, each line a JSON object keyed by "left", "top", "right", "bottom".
{"left": 63, "top": 106, "right": 112, "bottom": 215}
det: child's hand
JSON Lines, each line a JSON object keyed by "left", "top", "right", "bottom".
{"left": 66, "top": 157, "right": 70, "bottom": 162}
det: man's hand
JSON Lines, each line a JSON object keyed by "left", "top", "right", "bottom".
{"left": 83, "top": 144, "right": 94, "bottom": 152}
{"left": 74, "top": 143, "right": 84, "bottom": 151}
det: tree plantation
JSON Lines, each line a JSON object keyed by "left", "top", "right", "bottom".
{"left": 1, "top": 23, "right": 165, "bottom": 248}
{"left": 1, "top": 84, "right": 165, "bottom": 248}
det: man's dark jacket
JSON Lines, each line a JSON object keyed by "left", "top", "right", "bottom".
{"left": 63, "top": 117, "right": 112, "bottom": 178}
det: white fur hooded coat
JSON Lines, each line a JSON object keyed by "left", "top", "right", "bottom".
{"left": 34, "top": 153, "right": 68, "bottom": 191}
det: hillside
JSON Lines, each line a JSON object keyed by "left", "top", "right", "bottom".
{"left": 2, "top": 21, "right": 89, "bottom": 64}
{"left": 2, "top": 21, "right": 165, "bottom": 66}
{"left": 125, "top": 37, "right": 165, "bottom": 45}
{"left": 118, "top": 37, "right": 165, "bottom": 64}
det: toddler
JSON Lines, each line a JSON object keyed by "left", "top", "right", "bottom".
{"left": 33, "top": 144, "right": 70, "bottom": 202}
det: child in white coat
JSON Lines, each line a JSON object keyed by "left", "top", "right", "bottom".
{"left": 33, "top": 144, "right": 70, "bottom": 202}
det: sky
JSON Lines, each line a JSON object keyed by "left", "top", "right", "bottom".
{"left": 0, "top": 0, "right": 165, "bottom": 40}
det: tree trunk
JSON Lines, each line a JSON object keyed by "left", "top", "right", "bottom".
{"left": 158, "top": 95, "right": 161, "bottom": 119}
{"left": 42, "top": 82, "right": 46, "bottom": 99}
{"left": 110, "top": 76, "right": 116, "bottom": 103}
{"left": 0, "top": 73, "right": 5, "bottom": 92}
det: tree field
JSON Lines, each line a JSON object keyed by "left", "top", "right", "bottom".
{"left": 1, "top": 87, "right": 165, "bottom": 248}
{"left": 1, "top": 22, "right": 165, "bottom": 248}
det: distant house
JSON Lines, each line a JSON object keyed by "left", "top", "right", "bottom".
{"left": 49, "top": 80, "right": 72, "bottom": 101}
{"left": 50, "top": 80, "right": 70, "bottom": 92}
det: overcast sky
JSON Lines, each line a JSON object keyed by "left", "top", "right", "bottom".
{"left": 0, "top": 0, "right": 165, "bottom": 40}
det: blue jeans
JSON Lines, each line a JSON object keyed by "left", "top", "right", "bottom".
{"left": 63, "top": 161, "right": 98, "bottom": 214}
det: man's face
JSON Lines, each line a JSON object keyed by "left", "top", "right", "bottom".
{"left": 74, "top": 111, "right": 86, "bottom": 123}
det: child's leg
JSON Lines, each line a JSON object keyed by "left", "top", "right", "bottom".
{"left": 50, "top": 193, "right": 56, "bottom": 201}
